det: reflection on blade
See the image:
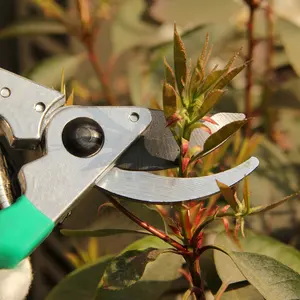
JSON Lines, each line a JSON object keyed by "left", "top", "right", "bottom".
{"left": 97, "top": 157, "right": 259, "bottom": 203}
{"left": 117, "top": 110, "right": 246, "bottom": 171}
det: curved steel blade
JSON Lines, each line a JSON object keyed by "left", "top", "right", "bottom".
{"left": 116, "top": 110, "right": 245, "bottom": 171}
{"left": 97, "top": 156, "right": 259, "bottom": 203}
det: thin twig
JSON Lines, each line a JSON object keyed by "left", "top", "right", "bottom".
{"left": 245, "top": 3, "right": 257, "bottom": 137}
{"left": 108, "top": 196, "right": 189, "bottom": 253}
{"left": 263, "top": 0, "right": 275, "bottom": 138}
{"left": 84, "top": 38, "right": 118, "bottom": 106}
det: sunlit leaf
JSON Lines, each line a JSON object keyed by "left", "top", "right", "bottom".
{"left": 65, "top": 253, "right": 83, "bottom": 269}
{"left": 163, "top": 82, "right": 178, "bottom": 118}
{"left": 220, "top": 284, "right": 263, "bottom": 300}
{"left": 182, "top": 288, "right": 193, "bottom": 300}
{"left": 173, "top": 24, "right": 187, "bottom": 97}
{"left": 26, "top": 54, "right": 85, "bottom": 88}
{"left": 87, "top": 238, "right": 99, "bottom": 262}
{"left": 164, "top": 57, "right": 176, "bottom": 88}
{"left": 61, "top": 228, "right": 151, "bottom": 238}
{"left": 31, "top": 0, "right": 65, "bottom": 19}
{"left": 223, "top": 49, "right": 242, "bottom": 72}
{"left": 228, "top": 251, "right": 300, "bottom": 300}
{"left": 214, "top": 230, "right": 300, "bottom": 284}
{"left": 198, "top": 69, "right": 225, "bottom": 95}
{"left": 197, "top": 89, "right": 225, "bottom": 118}
{"left": 65, "top": 89, "right": 74, "bottom": 106}
{"left": 196, "top": 120, "right": 247, "bottom": 159}
{"left": 277, "top": 18, "right": 300, "bottom": 77}
{"left": 216, "top": 181, "right": 238, "bottom": 212}
{"left": 214, "top": 65, "right": 246, "bottom": 89}
{"left": 0, "top": 20, "right": 66, "bottom": 39}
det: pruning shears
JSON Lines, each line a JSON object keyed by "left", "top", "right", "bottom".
{"left": 0, "top": 68, "right": 259, "bottom": 269}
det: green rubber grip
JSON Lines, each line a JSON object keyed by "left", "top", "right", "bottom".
{"left": 0, "top": 195, "right": 54, "bottom": 269}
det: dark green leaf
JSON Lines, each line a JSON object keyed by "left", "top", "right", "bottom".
{"left": 26, "top": 54, "right": 85, "bottom": 88}
{"left": 197, "top": 120, "right": 247, "bottom": 158}
{"left": 99, "top": 248, "right": 166, "bottom": 290}
{"left": 46, "top": 256, "right": 113, "bottom": 300}
{"left": 95, "top": 236, "right": 183, "bottom": 299}
{"left": 164, "top": 57, "right": 176, "bottom": 88}
{"left": 277, "top": 18, "right": 300, "bottom": 77}
{"left": 173, "top": 24, "right": 187, "bottom": 97}
{"left": 0, "top": 20, "right": 66, "bottom": 39}
{"left": 163, "top": 82, "right": 178, "bottom": 118}
{"left": 228, "top": 251, "right": 300, "bottom": 300}
{"left": 61, "top": 228, "right": 151, "bottom": 238}
{"left": 214, "top": 230, "right": 300, "bottom": 284}
{"left": 214, "top": 65, "right": 245, "bottom": 89}
{"left": 197, "top": 89, "right": 225, "bottom": 118}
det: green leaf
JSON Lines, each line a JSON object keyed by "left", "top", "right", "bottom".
{"left": 214, "top": 65, "right": 246, "bottom": 89}
{"left": 95, "top": 236, "right": 183, "bottom": 299}
{"left": 164, "top": 57, "right": 176, "bottom": 88}
{"left": 196, "top": 120, "right": 247, "bottom": 159}
{"left": 198, "top": 69, "right": 225, "bottom": 95}
{"left": 249, "top": 192, "right": 299, "bottom": 215}
{"left": 277, "top": 18, "right": 300, "bottom": 77}
{"left": 31, "top": 0, "right": 65, "bottom": 19}
{"left": 173, "top": 24, "right": 187, "bottom": 97}
{"left": 216, "top": 181, "right": 238, "bottom": 212}
{"left": 46, "top": 255, "right": 113, "bottom": 300}
{"left": 0, "top": 20, "right": 66, "bottom": 39}
{"left": 61, "top": 228, "right": 151, "bottom": 237}
{"left": 182, "top": 288, "right": 193, "bottom": 300}
{"left": 214, "top": 230, "right": 300, "bottom": 285}
{"left": 99, "top": 248, "right": 166, "bottom": 290}
{"left": 197, "top": 89, "right": 225, "bottom": 118}
{"left": 228, "top": 251, "right": 300, "bottom": 300}
{"left": 26, "top": 54, "right": 85, "bottom": 88}
{"left": 163, "top": 82, "right": 178, "bottom": 118}
{"left": 111, "top": 0, "right": 173, "bottom": 56}
{"left": 223, "top": 50, "right": 242, "bottom": 72}
{"left": 220, "top": 284, "right": 263, "bottom": 300}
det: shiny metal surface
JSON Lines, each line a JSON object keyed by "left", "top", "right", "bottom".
{"left": 0, "top": 68, "right": 65, "bottom": 147}
{"left": 117, "top": 111, "right": 246, "bottom": 171}
{"left": 20, "top": 106, "right": 151, "bottom": 222}
{"left": 0, "top": 147, "right": 12, "bottom": 209}
{"left": 96, "top": 157, "right": 259, "bottom": 203}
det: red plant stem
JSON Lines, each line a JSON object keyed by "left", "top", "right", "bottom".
{"left": 184, "top": 255, "right": 205, "bottom": 300}
{"left": 264, "top": 0, "right": 275, "bottom": 137}
{"left": 108, "top": 196, "right": 188, "bottom": 253}
{"left": 245, "top": 4, "right": 256, "bottom": 137}
{"left": 265, "top": 0, "right": 274, "bottom": 80}
{"left": 85, "top": 39, "right": 118, "bottom": 106}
